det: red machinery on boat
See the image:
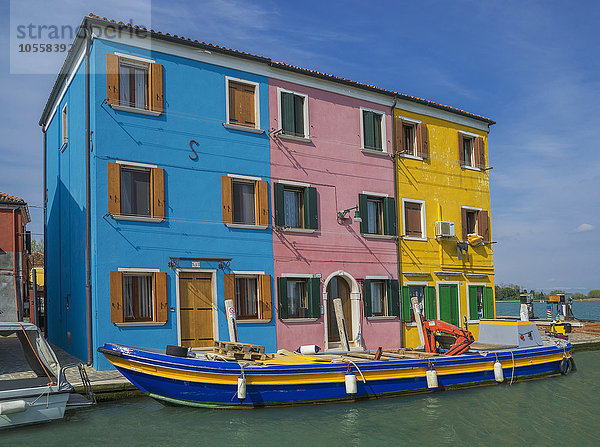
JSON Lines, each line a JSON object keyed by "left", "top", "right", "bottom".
{"left": 422, "top": 319, "right": 475, "bottom": 355}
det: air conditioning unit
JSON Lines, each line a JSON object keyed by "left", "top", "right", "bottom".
{"left": 435, "top": 221, "right": 455, "bottom": 238}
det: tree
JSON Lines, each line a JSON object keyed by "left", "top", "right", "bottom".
{"left": 588, "top": 290, "right": 600, "bottom": 298}
{"left": 31, "top": 238, "right": 44, "bottom": 253}
{"left": 550, "top": 289, "right": 566, "bottom": 295}
{"left": 572, "top": 292, "right": 586, "bottom": 300}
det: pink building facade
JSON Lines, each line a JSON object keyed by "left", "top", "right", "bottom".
{"left": 269, "top": 78, "right": 401, "bottom": 351}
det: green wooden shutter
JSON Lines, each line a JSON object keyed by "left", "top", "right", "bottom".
{"left": 401, "top": 285, "right": 410, "bottom": 322}
{"left": 308, "top": 278, "right": 321, "bottom": 318}
{"left": 358, "top": 194, "right": 367, "bottom": 234}
{"left": 277, "top": 277, "right": 288, "bottom": 319}
{"left": 387, "top": 280, "right": 399, "bottom": 317}
{"left": 274, "top": 183, "right": 285, "bottom": 227}
{"left": 294, "top": 94, "right": 304, "bottom": 137}
{"left": 373, "top": 113, "right": 382, "bottom": 150}
{"left": 424, "top": 286, "right": 436, "bottom": 320}
{"left": 468, "top": 286, "right": 478, "bottom": 320}
{"left": 281, "top": 92, "right": 295, "bottom": 135}
{"left": 483, "top": 286, "right": 494, "bottom": 318}
{"left": 363, "top": 111, "right": 375, "bottom": 149}
{"left": 304, "top": 187, "right": 318, "bottom": 230}
{"left": 363, "top": 279, "right": 372, "bottom": 318}
{"left": 383, "top": 197, "right": 397, "bottom": 236}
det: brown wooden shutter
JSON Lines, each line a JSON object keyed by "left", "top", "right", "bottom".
{"left": 259, "top": 274, "right": 272, "bottom": 320}
{"left": 224, "top": 273, "right": 235, "bottom": 304}
{"left": 417, "top": 123, "right": 428, "bottom": 158}
{"left": 107, "top": 162, "right": 121, "bottom": 215}
{"left": 110, "top": 271, "right": 124, "bottom": 323}
{"left": 257, "top": 180, "right": 269, "bottom": 226}
{"left": 153, "top": 272, "right": 168, "bottom": 323}
{"left": 151, "top": 168, "right": 165, "bottom": 219}
{"left": 150, "top": 63, "right": 164, "bottom": 114}
{"left": 106, "top": 54, "right": 120, "bottom": 106}
{"left": 394, "top": 116, "right": 404, "bottom": 153}
{"left": 458, "top": 132, "right": 465, "bottom": 166}
{"left": 221, "top": 176, "right": 232, "bottom": 224}
{"left": 478, "top": 210, "right": 489, "bottom": 242}
{"left": 461, "top": 207, "right": 468, "bottom": 240}
{"left": 476, "top": 137, "right": 485, "bottom": 169}
{"left": 229, "top": 81, "right": 256, "bottom": 127}
{"left": 404, "top": 202, "right": 422, "bottom": 236}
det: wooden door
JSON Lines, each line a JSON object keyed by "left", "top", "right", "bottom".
{"left": 179, "top": 273, "right": 214, "bottom": 348}
{"left": 327, "top": 276, "right": 352, "bottom": 343}
{"left": 439, "top": 284, "right": 459, "bottom": 327}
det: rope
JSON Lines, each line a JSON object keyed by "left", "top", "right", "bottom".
{"left": 510, "top": 351, "right": 515, "bottom": 385}
{"left": 345, "top": 360, "right": 366, "bottom": 383}
{"left": 18, "top": 323, "right": 56, "bottom": 386}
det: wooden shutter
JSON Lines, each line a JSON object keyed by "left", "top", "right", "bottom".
{"left": 394, "top": 117, "right": 404, "bottom": 153}
{"left": 373, "top": 113, "right": 382, "bottom": 150}
{"left": 363, "top": 111, "right": 375, "bottom": 149}
{"left": 468, "top": 286, "right": 478, "bottom": 320}
{"left": 259, "top": 274, "right": 272, "bottom": 320}
{"left": 424, "top": 286, "right": 437, "bottom": 320}
{"left": 281, "top": 92, "right": 295, "bottom": 134}
{"left": 273, "top": 183, "right": 285, "bottom": 227}
{"left": 404, "top": 202, "right": 422, "bottom": 237}
{"left": 151, "top": 168, "right": 165, "bottom": 219}
{"left": 150, "top": 63, "right": 164, "bottom": 114}
{"left": 229, "top": 81, "right": 255, "bottom": 127}
{"left": 475, "top": 137, "right": 485, "bottom": 169}
{"left": 304, "top": 186, "right": 318, "bottom": 230}
{"left": 461, "top": 207, "right": 468, "bottom": 240}
{"left": 154, "top": 272, "right": 168, "bottom": 323}
{"left": 107, "top": 162, "right": 121, "bottom": 215}
{"left": 221, "top": 176, "right": 232, "bottom": 224}
{"left": 110, "top": 271, "right": 123, "bottom": 323}
{"left": 308, "top": 278, "right": 321, "bottom": 318}
{"left": 106, "top": 54, "right": 120, "bottom": 106}
{"left": 383, "top": 197, "right": 397, "bottom": 236}
{"left": 224, "top": 273, "right": 235, "bottom": 302}
{"left": 387, "top": 280, "right": 400, "bottom": 317}
{"left": 363, "top": 279, "right": 372, "bottom": 318}
{"left": 358, "top": 194, "right": 367, "bottom": 234}
{"left": 257, "top": 180, "right": 269, "bottom": 226}
{"left": 294, "top": 94, "right": 305, "bottom": 137}
{"left": 478, "top": 210, "right": 489, "bottom": 242}
{"left": 483, "top": 286, "right": 494, "bottom": 318}
{"left": 417, "top": 123, "right": 428, "bottom": 158}
{"left": 277, "top": 277, "right": 288, "bottom": 319}
{"left": 400, "top": 285, "right": 410, "bottom": 323}
{"left": 458, "top": 132, "right": 465, "bottom": 166}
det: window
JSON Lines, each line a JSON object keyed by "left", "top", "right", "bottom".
{"left": 461, "top": 207, "right": 489, "bottom": 241}
{"left": 361, "top": 109, "right": 385, "bottom": 151}
{"left": 402, "top": 199, "right": 425, "bottom": 239}
{"left": 463, "top": 135, "right": 474, "bottom": 167}
{"left": 465, "top": 209, "right": 478, "bottom": 235}
{"left": 235, "top": 276, "right": 258, "bottom": 319}
{"left": 403, "top": 123, "right": 416, "bottom": 156}
{"left": 277, "top": 277, "right": 320, "bottom": 319}
{"left": 61, "top": 105, "right": 68, "bottom": 145}
{"left": 107, "top": 162, "right": 165, "bottom": 220}
{"left": 363, "top": 279, "right": 399, "bottom": 317}
{"left": 408, "top": 285, "right": 425, "bottom": 322}
{"left": 458, "top": 132, "right": 485, "bottom": 169}
{"left": 273, "top": 183, "right": 318, "bottom": 230}
{"left": 401, "top": 284, "right": 436, "bottom": 322}
{"left": 222, "top": 176, "right": 269, "bottom": 228}
{"left": 468, "top": 285, "right": 494, "bottom": 320}
{"left": 109, "top": 271, "right": 168, "bottom": 324}
{"left": 232, "top": 180, "right": 256, "bottom": 225}
{"left": 358, "top": 194, "right": 397, "bottom": 236}
{"left": 227, "top": 79, "right": 258, "bottom": 128}
{"left": 280, "top": 91, "right": 308, "bottom": 138}
{"left": 106, "top": 53, "right": 164, "bottom": 114}
{"left": 395, "top": 117, "right": 428, "bottom": 158}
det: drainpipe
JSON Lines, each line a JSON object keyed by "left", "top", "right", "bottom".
{"left": 12, "top": 209, "right": 20, "bottom": 320}
{"left": 84, "top": 27, "right": 93, "bottom": 366}
{"left": 42, "top": 129, "right": 47, "bottom": 337}
{"left": 391, "top": 95, "right": 404, "bottom": 348}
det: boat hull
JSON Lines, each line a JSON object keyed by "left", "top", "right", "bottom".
{"left": 100, "top": 343, "right": 573, "bottom": 408}
{"left": 0, "top": 387, "right": 70, "bottom": 429}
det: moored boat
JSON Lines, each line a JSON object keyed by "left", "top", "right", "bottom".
{"left": 98, "top": 320, "right": 575, "bottom": 408}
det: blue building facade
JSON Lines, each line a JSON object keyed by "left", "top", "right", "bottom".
{"left": 43, "top": 19, "right": 275, "bottom": 370}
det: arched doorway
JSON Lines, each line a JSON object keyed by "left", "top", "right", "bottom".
{"left": 323, "top": 271, "right": 361, "bottom": 350}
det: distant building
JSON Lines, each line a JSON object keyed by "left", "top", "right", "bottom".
{"left": 0, "top": 192, "right": 31, "bottom": 321}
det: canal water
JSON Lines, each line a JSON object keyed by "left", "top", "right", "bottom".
{"left": 496, "top": 299, "right": 600, "bottom": 320}
{"left": 5, "top": 350, "right": 600, "bottom": 446}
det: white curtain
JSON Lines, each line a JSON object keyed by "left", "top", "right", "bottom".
{"left": 284, "top": 189, "right": 300, "bottom": 227}
{"left": 371, "top": 282, "right": 383, "bottom": 314}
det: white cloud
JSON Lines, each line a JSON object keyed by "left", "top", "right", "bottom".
{"left": 575, "top": 223, "right": 595, "bottom": 233}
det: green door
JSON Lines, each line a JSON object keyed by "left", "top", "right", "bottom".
{"left": 439, "top": 284, "right": 459, "bottom": 326}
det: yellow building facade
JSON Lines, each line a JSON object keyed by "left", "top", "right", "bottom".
{"left": 393, "top": 106, "right": 495, "bottom": 347}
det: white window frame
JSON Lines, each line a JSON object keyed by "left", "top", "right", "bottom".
{"left": 364, "top": 195, "right": 385, "bottom": 236}
{"left": 459, "top": 130, "right": 479, "bottom": 170}
{"left": 401, "top": 198, "right": 427, "bottom": 241}
{"left": 404, "top": 281, "right": 429, "bottom": 326}
{"left": 118, "top": 269, "right": 156, "bottom": 324}
{"left": 277, "top": 87, "right": 310, "bottom": 140}
{"left": 467, "top": 282, "right": 486, "bottom": 323}
{"left": 115, "top": 55, "right": 152, "bottom": 112}
{"left": 234, "top": 272, "right": 261, "bottom": 322}
{"left": 360, "top": 107, "right": 388, "bottom": 153}
{"left": 462, "top": 206, "right": 482, "bottom": 236}
{"left": 397, "top": 116, "right": 421, "bottom": 159}
{"left": 368, "top": 278, "right": 389, "bottom": 317}
{"left": 61, "top": 104, "right": 68, "bottom": 146}
{"left": 225, "top": 76, "right": 261, "bottom": 131}
{"left": 284, "top": 276, "right": 312, "bottom": 319}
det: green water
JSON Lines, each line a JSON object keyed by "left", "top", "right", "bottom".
{"left": 5, "top": 351, "right": 600, "bottom": 446}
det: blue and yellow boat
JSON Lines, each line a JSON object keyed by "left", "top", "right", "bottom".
{"left": 98, "top": 320, "right": 575, "bottom": 408}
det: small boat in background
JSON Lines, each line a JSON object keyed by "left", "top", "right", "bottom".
{"left": 0, "top": 323, "right": 94, "bottom": 429}
{"left": 99, "top": 320, "right": 576, "bottom": 408}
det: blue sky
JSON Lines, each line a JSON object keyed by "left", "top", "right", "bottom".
{"left": 1, "top": 0, "right": 598, "bottom": 293}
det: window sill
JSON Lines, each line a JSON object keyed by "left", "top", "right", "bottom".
{"left": 225, "top": 223, "right": 269, "bottom": 230}
{"left": 366, "top": 316, "right": 398, "bottom": 321}
{"left": 60, "top": 142, "right": 68, "bottom": 152}
{"left": 405, "top": 322, "right": 419, "bottom": 327}
{"left": 278, "top": 133, "right": 312, "bottom": 143}
{"left": 278, "top": 227, "right": 316, "bottom": 234}
{"left": 362, "top": 233, "right": 396, "bottom": 240}
{"left": 110, "top": 104, "right": 162, "bottom": 116}
{"left": 398, "top": 153, "right": 423, "bottom": 161}
{"left": 115, "top": 321, "right": 167, "bottom": 327}
{"left": 461, "top": 165, "right": 481, "bottom": 172}
{"left": 361, "top": 148, "right": 390, "bottom": 157}
{"left": 281, "top": 318, "right": 319, "bottom": 323}
{"left": 237, "top": 319, "right": 271, "bottom": 324}
{"left": 402, "top": 236, "right": 427, "bottom": 242}
{"left": 111, "top": 215, "right": 165, "bottom": 223}
{"left": 222, "top": 123, "right": 265, "bottom": 134}
{"left": 467, "top": 320, "right": 481, "bottom": 324}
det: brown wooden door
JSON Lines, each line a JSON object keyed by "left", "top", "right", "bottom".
{"left": 179, "top": 273, "right": 214, "bottom": 348}
{"left": 327, "top": 276, "right": 352, "bottom": 343}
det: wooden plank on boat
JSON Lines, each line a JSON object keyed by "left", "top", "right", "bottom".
{"left": 213, "top": 340, "right": 267, "bottom": 361}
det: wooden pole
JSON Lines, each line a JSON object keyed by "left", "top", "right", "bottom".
{"left": 411, "top": 297, "right": 425, "bottom": 346}
{"left": 333, "top": 298, "right": 350, "bottom": 351}
{"left": 225, "top": 299, "right": 238, "bottom": 342}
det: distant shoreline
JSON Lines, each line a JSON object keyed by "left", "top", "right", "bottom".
{"left": 497, "top": 299, "right": 600, "bottom": 303}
